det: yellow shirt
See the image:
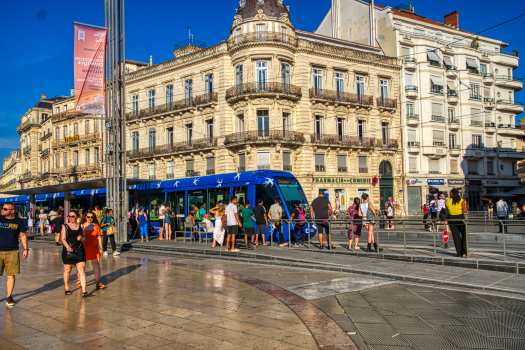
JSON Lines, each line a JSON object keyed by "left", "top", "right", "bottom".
{"left": 446, "top": 198, "right": 464, "bottom": 216}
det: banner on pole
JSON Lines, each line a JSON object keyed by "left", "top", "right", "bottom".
{"left": 74, "top": 25, "right": 106, "bottom": 115}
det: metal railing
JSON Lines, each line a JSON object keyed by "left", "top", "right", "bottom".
{"left": 311, "top": 134, "right": 376, "bottom": 148}
{"left": 377, "top": 97, "right": 397, "bottom": 109}
{"left": 497, "top": 99, "right": 523, "bottom": 106}
{"left": 127, "top": 137, "right": 217, "bottom": 160}
{"left": 448, "top": 117, "right": 460, "bottom": 124}
{"left": 224, "top": 130, "right": 306, "bottom": 144}
{"left": 315, "top": 165, "right": 326, "bottom": 172}
{"left": 283, "top": 165, "right": 293, "bottom": 171}
{"left": 447, "top": 91, "right": 458, "bottom": 97}
{"left": 405, "top": 85, "right": 418, "bottom": 91}
{"left": 431, "top": 115, "right": 445, "bottom": 122}
{"left": 338, "top": 167, "right": 347, "bottom": 173}
{"left": 227, "top": 31, "right": 298, "bottom": 49}
{"left": 495, "top": 75, "right": 522, "bottom": 82}
{"left": 226, "top": 83, "right": 301, "bottom": 100}
{"left": 41, "top": 149, "right": 50, "bottom": 158}
{"left": 408, "top": 141, "right": 420, "bottom": 147}
{"left": 206, "top": 169, "right": 215, "bottom": 175}
{"left": 407, "top": 114, "right": 419, "bottom": 120}
{"left": 430, "top": 86, "right": 444, "bottom": 94}
{"left": 23, "top": 146, "right": 31, "bottom": 155}
{"left": 309, "top": 89, "right": 374, "bottom": 106}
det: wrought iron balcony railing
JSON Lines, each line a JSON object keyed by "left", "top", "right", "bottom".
{"left": 41, "top": 149, "right": 50, "bottom": 158}
{"left": 283, "top": 165, "right": 293, "bottom": 172}
{"left": 338, "top": 167, "right": 347, "bottom": 173}
{"left": 206, "top": 169, "right": 215, "bottom": 175}
{"left": 311, "top": 134, "right": 376, "bottom": 148}
{"left": 226, "top": 83, "right": 301, "bottom": 101}
{"left": 408, "top": 141, "right": 420, "bottom": 147}
{"left": 315, "top": 165, "right": 326, "bottom": 172}
{"left": 127, "top": 137, "right": 218, "bottom": 160}
{"left": 309, "top": 89, "right": 374, "bottom": 106}
{"left": 359, "top": 168, "right": 368, "bottom": 173}
{"left": 378, "top": 139, "right": 399, "bottom": 148}
{"left": 495, "top": 75, "right": 522, "bottom": 82}
{"left": 224, "top": 130, "right": 306, "bottom": 145}
{"left": 258, "top": 165, "right": 271, "bottom": 170}
{"left": 377, "top": 97, "right": 397, "bottom": 109}
{"left": 23, "top": 146, "right": 31, "bottom": 155}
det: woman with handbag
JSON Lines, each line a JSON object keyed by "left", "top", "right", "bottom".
{"left": 100, "top": 209, "right": 120, "bottom": 256}
{"left": 358, "top": 193, "right": 378, "bottom": 253}
{"left": 81, "top": 211, "right": 106, "bottom": 290}
{"left": 61, "top": 210, "right": 89, "bottom": 297}
{"left": 446, "top": 188, "right": 468, "bottom": 258}
{"left": 346, "top": 198, "right": 362, "bottom": 250}
{"left": 39, "top": 209, "right": 48, "bottom": 237}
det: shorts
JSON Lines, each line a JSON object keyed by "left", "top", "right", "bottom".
{"left": 159, "top": 218, "right": 164, "bottom": 226}
{"left": 387, "top": 215, "right": 393, "bottom": 220}
{"left": 244, "top": 227, "right": 255, "bottom": 236}
{"left": 256, "top": 224, "right": 266, "bottom": 236}
{"left": 316, "top": 221, "right": 330, "bottom": 235}
{"left": 0, "top": 250, "right": 20, "bottom": 276}
{"left": 431, "top": 212, "right": 437, "bottom": 220}
{"left": 227, "top": 225, "right": 239, "bottom": 236}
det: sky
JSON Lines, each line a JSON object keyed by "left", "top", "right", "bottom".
{"left": 0, "top": 0, "right": 524, "bottom": 162}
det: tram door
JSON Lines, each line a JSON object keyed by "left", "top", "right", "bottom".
{"left": 168, "top": 192, "right": 185, "bottom": 232}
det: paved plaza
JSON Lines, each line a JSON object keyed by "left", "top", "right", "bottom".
{"left": 1, "top": 242, "right": 525, "bottom": 349}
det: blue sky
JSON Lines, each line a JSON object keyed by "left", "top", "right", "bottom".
{"left": 0, "top": 0, "right": 523, "bottom": 162}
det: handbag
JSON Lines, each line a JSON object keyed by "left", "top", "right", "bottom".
{"left": 168, "top": 209, "right": 175, "bottom": 220}
{"left": 367, "top": 206, "right": 377, "bottom": 222}
{"left": 439, "top": 207, "right": 449, "bottom": 220}
{"left": 65, "top": 226, "right": 84, "bottom": 261}
{"left": 107, "top": 225, "right": 117, "bottom": 236}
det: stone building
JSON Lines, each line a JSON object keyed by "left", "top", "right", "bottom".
{"left": 125, "top": 0, "right": 403, "bottom": 212}
{"left": 316, "top": 0, "right": 525, "bottom": 212}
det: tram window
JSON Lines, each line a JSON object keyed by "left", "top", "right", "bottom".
{"left": 188, "top": 190, "right": 206, "bottom": 219}
{"left": 274, "top": 176, "right": 310, "bottom": 219}
{"left": 233, "top": 186, "right": 248, "bottom": 211}
{"left": 95, "top": 197, "right": 106, "bottom": 210}
{"left": 208, "top": 188, "right": 230, "bottom": 210}
{"left": 255, "top": 184, "right": 287, "bottom": 219}
{"left": 149, "top": 194, "right": 164, "bottom": 221}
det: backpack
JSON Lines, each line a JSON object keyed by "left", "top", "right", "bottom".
{"left": 297, "top": 207, "right": 306, "bottom": 225}
{"left": 439, "top": 206, "right": 449, "bottom": 220}
{"left": 167, "top": 209, "right": 175, "bottom": 220}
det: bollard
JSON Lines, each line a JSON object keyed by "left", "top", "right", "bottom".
{"left": 464, "top": 219, "right": 469, "bottom": 259}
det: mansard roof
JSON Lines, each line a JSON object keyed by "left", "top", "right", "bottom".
{"left": 236, "top": 0, "right": 290, "bottom": 21}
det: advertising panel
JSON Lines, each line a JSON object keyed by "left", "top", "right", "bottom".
{"left": 74, "top": 25, "right": 106, "bottom": 115}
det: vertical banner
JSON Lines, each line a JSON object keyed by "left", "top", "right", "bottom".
{"left": 74, "top": 25, "right": 106, "bottom": 114}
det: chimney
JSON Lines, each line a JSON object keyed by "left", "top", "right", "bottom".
{"left": 444, "top": 10, "right": 459, "bottom": 29}
{"left": 41, "top": 93, "right": 46, "bottom": 99}
{"left": 149, "top": 55, "right": 153, "bottom": 66}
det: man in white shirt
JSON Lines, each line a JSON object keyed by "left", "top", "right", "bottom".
{"left": 158, "top": 203, "right": 166, "bottom": 240}
{"left": 225, "top": 196, "right": 242, "bottom": 252}
{"left": 496, "top": 196, "right": 509, "bottom": 233}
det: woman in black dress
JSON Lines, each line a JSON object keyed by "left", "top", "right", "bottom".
{"left": 61, "top": 210, "right": 88, "bottom": 297}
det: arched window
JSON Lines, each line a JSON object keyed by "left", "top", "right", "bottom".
{"left": 379, "top": 160, "right": 393, "bottom": 177}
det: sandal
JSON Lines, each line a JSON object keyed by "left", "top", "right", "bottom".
{"left": 82, "top": 292, "right": 90, "bottom": 298}
{"left": 65, "top": 290, "right": 72, "bottom": 295}
{"left": 96, "top": 283, "right": 106, "bottom": 290}
{"left": 76, "top": 281, "right": 81, "bottom": 287}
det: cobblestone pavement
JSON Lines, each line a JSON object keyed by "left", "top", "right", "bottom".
{"left": 2, "top": 243, "right": 525, "bottom": 349}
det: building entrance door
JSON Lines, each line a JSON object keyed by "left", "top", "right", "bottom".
{"left": 168, "top": 191, "right": 185, "bottom": 232}
{"left": 407, "top": 187, "right": 422, "bottom": 215}
{"left": 467, "top": 187, "right": 481, "bottom": 212}
{"left": 379, "top": 160, "right": 394, "bottom": 211}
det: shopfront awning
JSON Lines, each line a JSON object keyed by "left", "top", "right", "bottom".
{"left": 430, "top": 76, "right": 444, "bottom": 86}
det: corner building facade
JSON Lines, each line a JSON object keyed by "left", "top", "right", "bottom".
{"left": 125, "top": 0, "right": 403, "bottom": 212}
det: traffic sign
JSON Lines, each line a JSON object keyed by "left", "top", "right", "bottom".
{"left": 443, "top": 231, "right": 449, "bottom": 243}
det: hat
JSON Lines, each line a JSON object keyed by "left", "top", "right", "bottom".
{"left": 139, "top": 206, "right": 145, "bottom": 211}
{"left": 204, "top": 214, "right": 210, "bottom": 219}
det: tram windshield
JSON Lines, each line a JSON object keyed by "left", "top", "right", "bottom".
{"left": 274, "top": 176, "right": 310, "bottom": 219}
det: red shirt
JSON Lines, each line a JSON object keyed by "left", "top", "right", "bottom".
{"left": 423, "top": 207, "right": 429, "bottom": 215}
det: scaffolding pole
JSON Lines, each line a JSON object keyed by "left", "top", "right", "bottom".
{"left": 104, "top": 0, "right": 127, "bottom": 243}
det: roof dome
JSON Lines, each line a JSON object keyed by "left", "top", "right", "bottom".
{"left": 236, "top": 0, "right": 291, "bottom": 21}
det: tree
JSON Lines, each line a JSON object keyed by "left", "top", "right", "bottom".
{"left": 470, "top": 36, "right": 480, "bottom": 49}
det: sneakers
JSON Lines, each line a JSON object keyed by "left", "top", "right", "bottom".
{"left": 103, "top": 251, "right": 108, "bottom": 256}
{"left": 6, "top": 296, "right": 15, "bottom": 307}
{"left": 113, "top": 251, "right": 120, "bottom": 256}
{"left": 231, "top": 249, "right": 240, "bottom": 252}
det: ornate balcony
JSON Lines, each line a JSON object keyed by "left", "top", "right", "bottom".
{"left": 227, "top": 31, "right": 298, "bottom": 50}
{"left": 17, "top": 118, "right": 41, "bottom": 135}
{"left": 41, "top": 149, "right": 50, "bottom": 158}
{"left": 496, "top": 100, "right": 524, "bottom": 113}
{"left": 406, "top": 114, "right": 419, "bottom": 126}
{"left": 127, "top": 92, "right": 218, "bottom": 121}
{"left": 483, "top": 98, "right": 495, "bottom": 109}
{"left": 405, "top": 85, "right": 418, "bottom": 98}
{"left": 431, "top": 115, "right": 445, "bottom": 123}
{"left": 52, "top": 132, "right": 101, "bottom": 148}
{"left": 497, "top": 124, "right": 525, "bottom": 137}
{"left": 403, "top": 57, "right": 417, "bottom": 71}
{"left": 20, "top": 172, "right": 32, "bottom": 182}
{"left": 494, "top": 75, "right": 523, "bottom": 90}
{"left": 127, "top": 137, "right": 218, "bottom": 160}
{"left": 485, "top": 122, "right": 496, "bottom": 133}
{"left": 310, "top": 134, "right": 375, "bottom": 148}
{"left": 449, "top": 145, "right": 461, "bottom": 156}
{"left": 309, "top": 89, "right": 373, "bottom": 107}
{"left": 57, "top": 164, "right": 101, "bottom": 174}
{"left": 377, "top": 97, "right": 397, "bottom": 111}
{"left": 225, "top": 83, "right": 301, "bottom": 103}
{"left": 23, "top": 146, "right": 31, "bottom": 155}
{"left": 447, "top": 91, "right": 459, "bottom": 104}
{"left": 445, "top": 66, "right": 457, "bottom": 79}
{"left": 224, "top": 130, "right": 306, "bottom": 146}
{"left": 377, "top": 139, "right": 399, "bottom": 150}
{"left": 40, "top": 131, "right": 53, "bottom": 141}
{"left": 482, "top": 73, "right": 494, "bottom": 85}
{"left": 51, "top": 110, "right": 86, "bottom": 123}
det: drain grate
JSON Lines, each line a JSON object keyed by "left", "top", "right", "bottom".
{"left": 389, "top": 322, "right": 439, "bottom": 335}
{"left": 369, "top": 302, "right": 414, "bottom": 316}
{"left": 354, "top": 323, "right": 410, "bottom": 347}
{"left": 345, "top": 307, "right": 388, "bottom": 324}
{"left": 457, "top": 317, "right": 525, "bottom": 338}
{"left": 438, "top": 303, "right": 489, "bottom": 318}
{"left": 435, "top": 325, "right": 503, "bottom": 349}
{"left": 489, "top": 337, "right": 525, "bottom": 350}
{"left": 409, "top": 309, "right": 463, "bottom": 325}
{"left": 403, "top": 334, "right": 457, "bottom": 350}
{"left": 483, "top": 311, "right": 525, "bottom": 329}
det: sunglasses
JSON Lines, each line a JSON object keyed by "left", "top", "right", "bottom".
{"left": 2, "top": 207, "right": 12, "bottom": 211}
{"left": 86, "top": 216, "right": 94, "bottom": 219}
{"left": 68, "top": 215, "right": 77, "bottom": 218}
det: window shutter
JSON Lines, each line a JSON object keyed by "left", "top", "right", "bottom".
{"left": 409, "top": 157, "right": 417, "bottom": 172}
{"left": 486, "top": 136, "right": 493, "bottom": 147}
{"left": 207, "top": 157, "right": 215, "bottom": 169}
{"left": 405, "top": 74, "right": 413, "bottom": 86}
{"left": 468, "top": 161, "right": 477, "bottom": 173}
{"left": 283, "top": 152, "right": 291, "bottom": 166}
{"left": 450, "top": 159, "right": 457, "bottom": 172}
{"left": 257, "top": 151, "right": 270, "bottom": 166}
{"left": 402, "top": 47, "right": 410, "bottom": 57}
{"left": 487, "top": 161, "right": 494, "bottom": 174}
{"left": 429, "top": 160, "right": 439, "bottom": 172}
{"left": 433, "top": 130, "right": 444, "bottom": 142}
{"left": 359, "top": 156, "right": 367, "bottom": 168}
{"left": 471, "top": 108, "right": 482, "bottom": 122}
{"left": 484, "top": 87, "right": 490, "bottom": 98}
{"left": 431, "top": 103, "right": 442, "bottom": 116}
{"left": 315, "top": 154, "right": 325, "bottom": 166}
{"left": 407, "top": 129, "right": 416, "bottom": 142}
{"left": 337, "top": 154, "right": 346, "bottom": 168}
{"left": 186, "top": 159, "right": 194, "bottom": 171}
{"left": 239, "top": 153, "right": 246, "bottom": 167}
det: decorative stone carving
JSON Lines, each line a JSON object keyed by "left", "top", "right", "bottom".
{"left": 233, "top": 15, "right": 243, "bottom": 26}
{"left": 252, "top": 98, "right": 273, "bottom": 105}
{"left": 277, "top": 0, "right": 283, "bottom": 6}
{"left": 239, "top": 0, "right": 246, "bottom": 8}
{"left": 182, "top": 112, "right": 193, "bottom": 120}
{"left": 335, "top": 105, "right": 349, "bottom": 113}
{"left": 255, "top": 9, "right": 268, "bottom": 21}
{"left": 279, "top": 13, "right": 290, "bottom": 24}
{"left": 312, "top": 103, "right": 328, "bottom": 111}
{"left": 233, "top": 101, "right": 248, "bottom": 109}
{"left": 277, "top": 99, "right": 294, "bottom": 107}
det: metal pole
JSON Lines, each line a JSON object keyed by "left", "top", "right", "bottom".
{"left": 403, "top": 220, "right": 406, "bottom": 255}
{"left": 351, "top": 219, "right": 355, "bottom": 252}
{"left": 288, "top": 220, "right": 291, "bottom": 248}
{"left": 464, "top": 219, "right": 469, "bottom": 259}
{"left": 502, "top": 221, "right": 506, "bottom": 262}
{"left": 433, "top": 219, "right": 436, "bottom": 257}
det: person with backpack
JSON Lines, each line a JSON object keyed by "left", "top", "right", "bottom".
{"left": 240, "top": 201, "right": 255, "bottom": 250}
{"left": 289, "top": 200, "right": 306, "bottom": 247}
{"left": 346, "top": 197, "right": 362, "bottom": 250}
{"left": 100, "top": 209, "right": 119, "bottom": 255}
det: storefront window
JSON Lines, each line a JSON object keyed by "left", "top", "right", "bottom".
{"left": 256, "top": 184, "right": 287, "bottom": 218}
{"left": 274, "top": 176, "right": 309, "bottom": 219}
{"left": 149, "top": 193, "right": 164, "bottom": 221}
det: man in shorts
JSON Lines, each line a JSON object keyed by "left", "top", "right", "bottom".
{"left": 310, "top": 191, "right": 334, "bottom": 250}
{"left": 240, "top": 201, "right": 255, "bottom": 250}
{"left": 289, "top": 200, "right": 306, "bottom": 247}
{"left": 253, "top": 199, "right": 268, "bottom": 246}
{"left": 0, "top": 202, "right": 29, "bottom": 307}
{"left": 269, "top": 198, "right": 285, "bottom": 247}
{"left": 225, "top": 196, "right": 242, "bottom": 252}
{"left": 429, "top": 195, "right": 438, "bottom": 232}
{"left": 158, "top": 202, "right": 166, "bottom": 240}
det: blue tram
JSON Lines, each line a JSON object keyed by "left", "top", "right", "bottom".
{"left": 0, "top": 171, "right": 315, "bottom": 242}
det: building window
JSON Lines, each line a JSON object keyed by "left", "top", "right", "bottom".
{"left": 257, "top": 151, "right": 270, "bottom": 170}
{"left": 281, "top": 26, "right": 287, "bottom": 41}
{"left": 85, "top": 120, "right": 90, "bottom": 134}
{"left": 132, "top": 94, "right": 139, "bottom": 112}
{"left": 450, "top": 159, "right": 458, "bottom": 174}
{"left": 337, "top": 118, "right": 345, "bottom": 140}
{"left": 337, "top": 154, "right": 347, "bottom": 173}
{"left": 73, "top": 151, "right": 78, "bottom": 166}
{"left": 469, "top": 84, "right": 481, "bottom": 99}
{"left": 472, "top": 134, "right": 482, "bottom": 148}
{"left": 166, "top": 85, "right": 173, "bottom": 105}
{"left": 237, "top": 113, "right": 245, "bottom": 133}
{"left": 235, "top": 65, "right": 243, "bottom": 86}
{"left": 94, "top": 120, "right": 99, "bottom": 133}
{"left": 238, "top": 153, "right": 246, "bottom": 172}
{"left": 56, "top": 154, "right": 60, "bottom": 168}
{"left": 85, "top": 149, "right": 90, "bottom": 165}
{"left": 206, "top": 157, "right": 215, "bottom": 175}
{"left": 167, "top": 161, "right": 174, "bottom": 178}
{"left": 449, "top": 133, "right": 457, "bottom": 148}
{"left": 382, "top": 122, "right": 390, "bottom": 143}
{"left": 468, "top": 160, "right": 478, "bottom": 175}
{"left": 283, "top": 151, "right": 291, "bottom": 171}
{"left": 148, "top": 89, "right": 155, "bottom": 108}
{"left": 429, "top": 159, "right": 440, "bottom": 174}
{"left": 166, "top": 127, "right": 174, "bottom": 145}
{"left": 206, "top": 119, "right": 214, "bottom": 139}
{"left": 380, "top": 79, "right": 388, "bottom": 98}
{"left": 433, "top": 130, "right": 445, "bottom": 146}
{"left": 313, "top": 68, "right": 323, "bottom": 91}
{"left": 430, "top": 76, "right": 444, "bottom": 94}
{"left": 486, "top": 136, "right": 493, "bottom": 148}
{"left": 63, "top": 105, "right": 68, "bottom": 111}
{"left": 186, "top": 123, "right": 193, "bottom": 143}
{"left": 149, "top": 163, "right": 156, "bottom": 179}
{"left": 315, "top": 154, "right": 325, "bottom": 172}
{"left": 448, "top": 108, "right": 455, "bottom": 122}
{"left": 257, "top": 110, "right": 269, "bottom": 138}
{"left": 282, "top": 112, "right": 290, "bottom": 134}
{"left": 466, "top": 57, "right": 479, "bottom": 73}
{"left": 281, "top": 64, "right": 290, "bottom": 85}
{"left": 487, "top": 161, "right": 494, "bottom": 175}
{"left": 55, "top": 127, "right": 60, "bottom": 140}
{"left": 63, "top": 125, "right": 68, "bottom": 138}
{"left": 356, "top": 76, "right": 365, "bottom": 95}
{"left": 74, "top": 123, "right": 78, "bottom": 136}
{"left": 256, "top": 62, "right": 268, "bottom": 91}
{"left": 314, "top": 115, "right": 324, "bottom": 141}
{"left": 471, "top": 108, "right": 482, "bottom": 125}
{"left": 55, "top": 107, "right": 60, "bottom": 114}
{"left": 133, "top": 165, "right": 139, "bottom": 179}
{"left": 407, "top": 103, "right": 415, "bottom": 117}
{"left": 335, "top": 72, "right": 344, "bottom": 94}
{"left": 256, "top": 24, "right": 266, "bottom": 40}
{"left": 235, "top": 28, "right": 241, "bottom": 43}
{"left": 431, "top": 103, "right": 443, "bottom": 121}
{"left": 185, "top": 159, "right": 194, "bottom": 176}
{"left": 480, "top": 64, "right": 487, "bottom": 76}
{"left": 184, "top": 80, "right": 193, "bottom": 102}
{"left": 407, "top": 129, "right": 417, "bottom": 143}
{"left": 132, "top": 131, "right": 139, "bottom": 150}
{"left": 409, "top": 157, "right": 417, "bottom": 173}
{"left": 148, "top": 129, "right": 156, "bottom": 148}
{"left": 358, "top": 120, "right": 366, "bottom": 138}
{"left": 94, "top": 147, "right": 99, "bottom": 163}
{"left": 358, "top": 156, "right": 367, "bottom": 173}
{"left": 205, "top": 74, "right": 213, "bottom": 95}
